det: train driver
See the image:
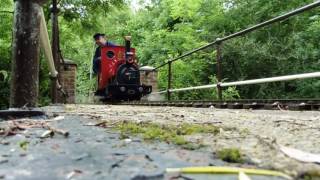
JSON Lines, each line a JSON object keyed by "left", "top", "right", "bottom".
{"left": 92, "top": 33, "right": 116, "bottom": 74}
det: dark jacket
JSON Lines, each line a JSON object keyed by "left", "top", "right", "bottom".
{"left": 93, "top": 41, "right": 116, "bottom": 74}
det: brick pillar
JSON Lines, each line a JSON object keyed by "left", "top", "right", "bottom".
{"left": 140, "top": 66, "right": 158, "bottom": 92}
{"left": 58, "top": 59, "right": 77, "bottom": 103}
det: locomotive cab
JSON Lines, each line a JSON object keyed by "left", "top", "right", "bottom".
{"left": 95, "top": 37, "right": 152, "bottom": 101}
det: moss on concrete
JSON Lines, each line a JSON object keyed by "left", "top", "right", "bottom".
{"left": 300, "top": 170, "right": 320, "bottom": 180}
{"left": 113, "top": 121, "right": 219, "bottom": 150}
{"left": 217, "top": 148, "right": 244, "bottom": 163}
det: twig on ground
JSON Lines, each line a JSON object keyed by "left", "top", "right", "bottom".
{"left": 1, "top": 119, "right": 69, "bottom": 138}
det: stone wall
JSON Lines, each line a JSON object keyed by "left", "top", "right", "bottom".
{"left": 58, "top": 59, "right": 77, "bottom": 103}
{"left": 140, "top": 70, "right": 158, "bottom": 92}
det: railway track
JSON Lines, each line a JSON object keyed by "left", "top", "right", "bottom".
{"left": 117, "top": 99, "right": 320, "bottom": 111}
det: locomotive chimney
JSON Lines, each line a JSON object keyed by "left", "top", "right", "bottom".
{"left": 124, "top": 36, "right": 133, "bottom": 64}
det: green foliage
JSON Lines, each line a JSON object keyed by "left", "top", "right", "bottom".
{"left": 0, "top": 0, "right": 13, "bottom": 109}
{"left": 38, "top": 58, "right": 51, "bottom": 106}
{"left": 0, "top": 69, "right": 10, "bottom": 109}
{"left": 223, "top": 87, "right": 241, "bottom": 100}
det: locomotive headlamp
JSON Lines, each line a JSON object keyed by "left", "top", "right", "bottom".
{"left": 128, "top": 57, "right": 134, "bottom": 63}
{"left": 120, "top": 86, "right": 126, "bottom": 92}
{"left": 138, "top": 87, "right": 144, "bottom": 93}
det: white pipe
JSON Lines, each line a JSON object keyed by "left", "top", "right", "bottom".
{"left": 152, "top": 90, "right": 167, "bottom": 94}
{"left": 153, "top": 72, "right": 320, "bottom": 94}
{"left": 39, "top": 8, "right": 58, "bottom": 78}
{"left": 89, "top": 41, "right": 95, "bottom": 80}
{"left": 169, "top": 84, "right": 217, "bottom": 93}
{"left": 39, "top": 8, "right": 67, "bottom": 97}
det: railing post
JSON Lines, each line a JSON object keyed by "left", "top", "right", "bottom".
{"left": 167, "top": 61, "right": 172, "bottom": 101}
{"left": 216, "top": 40, "right": 223, "bottom": 101}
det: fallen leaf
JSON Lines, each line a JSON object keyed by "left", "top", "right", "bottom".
{"left": 0, "top": 159, "right": 8, "bottom": 164}
{"left": 53, "top": 116, "right": 64, "bottom": 121}
{"left": 66, "top": 169, "right": 82, "bottom": 179}
{"left": 40, "top": 130, "right": 54, "bottom": 138}
{"left": 0, "top": 141, "right": 10, "bottom": 145}
{"left": 18, "top": 141, "right": 29, "bottom": 151}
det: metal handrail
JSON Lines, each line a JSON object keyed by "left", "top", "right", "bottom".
{"left": 152, "top": 72, "right": 320, "bottom": 94}
{"left": 152, "top": 1, "right": 320, "bottom": 101}
{"left": 154, "top": 1, "right": 320, "bottom": 70}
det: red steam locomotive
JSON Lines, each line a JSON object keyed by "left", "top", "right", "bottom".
{"left": 95, "top": 37, "right": 152, "bottom": 101}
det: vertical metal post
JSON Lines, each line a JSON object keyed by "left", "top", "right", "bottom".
{"left": 51, "top": 0, "right": 59, "bottom": 103}
{"left": 167, "top": 61, "right": 172, "bottom": 101}
{"left": 216, "top": 41, "right": 223, "bottom": 101}
{"left": 89, "top": 42, "right": 95, "bottom": 80}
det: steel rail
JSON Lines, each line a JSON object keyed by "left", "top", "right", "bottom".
{"left": 151, "top": 72, "right": 320, "bottom": 94}
{"left": 154, "top": 1, "right": 320, "bottom": 70}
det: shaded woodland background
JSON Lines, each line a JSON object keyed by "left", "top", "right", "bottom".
{"left": 0, "top": 0, "right": 319, "bottom": 109}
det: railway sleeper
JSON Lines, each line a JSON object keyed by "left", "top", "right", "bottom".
{"left": 202, "top": 103, "right": 214, "bottom": 108}
{"left": 243, "top": 103, "right": 265, "bottom": 110}
{"left": 287, "top": 103, "right": 312, "bottom": 111}
{"left": 192, "top": 103, "right": 203, "bottom": 108}
{"left": 184, "top": 103, "right": 194, "bottom": 107}
{"left": 174, "top": 102, "right": 184, "bottom": 107}
{"left": 214, "top": 103, "right": 228, "bottom": 109}
{"left": 227, "top": 102, "right": 243, "bottom": 109}
{"left": 311, "top": 104, "right": 320, "bottom": 110}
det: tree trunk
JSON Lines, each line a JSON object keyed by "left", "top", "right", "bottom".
{"left": 10, "top": 0, "right": 43, "bottom": 108}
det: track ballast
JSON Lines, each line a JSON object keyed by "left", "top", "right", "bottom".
{"left": 116, "top": 99, "right": 320, "bottom": 111}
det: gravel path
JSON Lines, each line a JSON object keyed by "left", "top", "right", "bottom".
{"left": 0, "top": 104, "right": 319, "bottom": 180}
{"left": 62, "top": 105, "right": 320, "bottom": 176}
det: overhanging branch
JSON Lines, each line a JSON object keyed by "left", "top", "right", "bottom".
{"left": 0, "top": 11, "right": 13, "bottom": 14}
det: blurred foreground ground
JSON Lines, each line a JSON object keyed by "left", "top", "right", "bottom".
{"left": 0, "top": 104, "right": 319, "bottom": 180}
